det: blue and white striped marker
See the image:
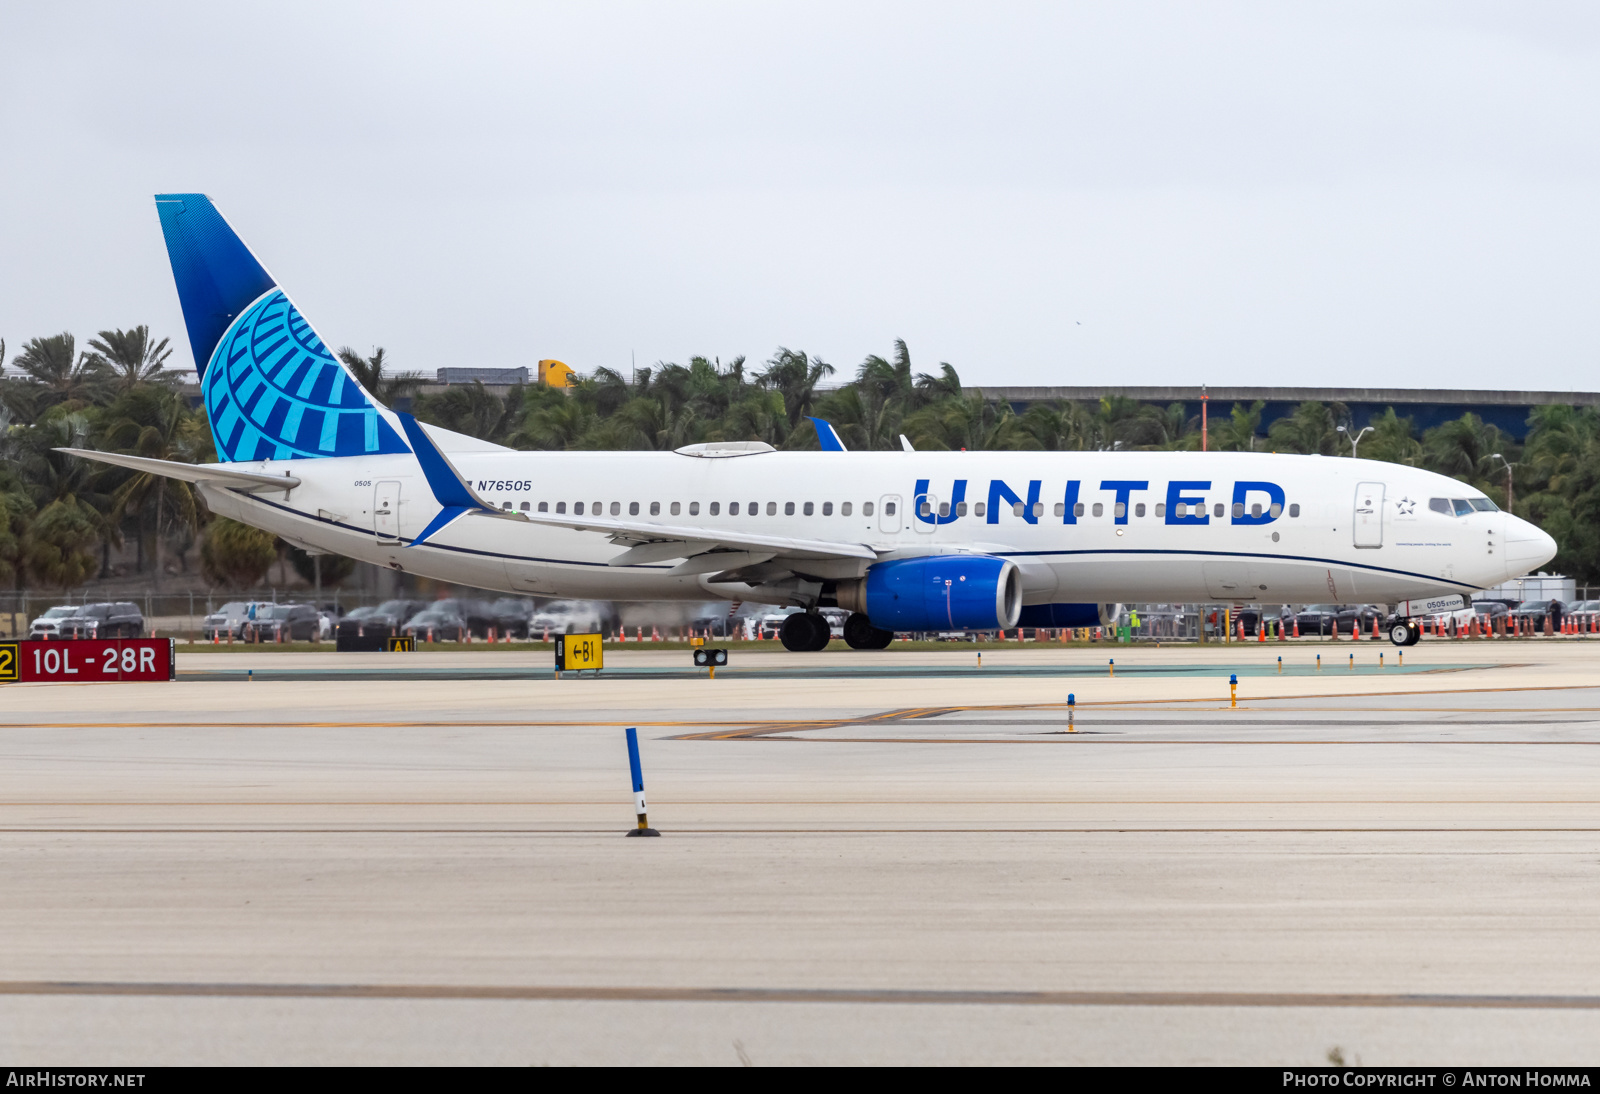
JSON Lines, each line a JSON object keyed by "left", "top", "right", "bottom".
{"left": 625, "top": 726, "right": 660, "bottom": 837}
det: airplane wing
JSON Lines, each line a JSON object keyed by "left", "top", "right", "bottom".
{"left": 56, "top": 448, "right": 303, "bottom": 492}
{"left": 512, "top": 510, "right": 878, "bottom": 567}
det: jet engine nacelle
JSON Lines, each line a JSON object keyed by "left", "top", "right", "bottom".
{"left": 836, "top": 555, "right": 1022, "bottom": 632}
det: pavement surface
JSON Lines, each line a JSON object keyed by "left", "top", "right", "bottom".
{"left": 1, "top": 639, "right": 1598, "bottom": 1064}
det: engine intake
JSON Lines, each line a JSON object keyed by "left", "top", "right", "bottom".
{"left": 836, "top": 555, "right": 1022, "bottom": 632}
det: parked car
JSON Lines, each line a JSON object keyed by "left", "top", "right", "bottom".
{"left": 28, "top": 604, "right": 83, "bottom": 640}
{"left": 429, "top": 597, "right": 498, "bottom": 637}
{"left": 201, "top": 601, "right": 267, "bottom": 641}
{"left": 1335, "top": 604, "right": 1387, "bottom": 636}
{"left": 240, "top": 603, "right": 320, "bottom": 642}
{"left": 529, "top": 600, "right": 608, "bottom": 636}
{"left": 1510, "top": 599, "right": 1566, "bottom": 630}
{"left": 1472, "top": 600, "right": 1511, "bottom": 625}
{"left": 35, "top": 602, "right": 145, "bottom": 640}
{"left": 1293, "top": 604, "right": 1342, "bottom": 636}
{"left": 335, "top": 599, "right": 426, "bottom": 641}
{"left": 402, "top": 607, "right": 469, "bottom": 642}
{"left": 487, "top": 597, "right": 535, "bottom": 638}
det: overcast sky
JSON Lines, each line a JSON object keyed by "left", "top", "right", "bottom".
{"left": 2, "top": 2, "right": 1598, "bottom": 391}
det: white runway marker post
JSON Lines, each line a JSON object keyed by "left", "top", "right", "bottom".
{"left": 624, "top": 727, "right": 659, "bottom": 837}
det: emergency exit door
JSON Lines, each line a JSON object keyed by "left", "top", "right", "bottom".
{"left": 1353, "top": 482, "right": 1384, "bottom": 548}
{"left": 374, "top": 481, "right": 401, "bottom": 542}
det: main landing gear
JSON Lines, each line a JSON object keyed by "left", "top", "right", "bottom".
{"left": 1389, "top": 618, "right": 1422, "bottom": 646}
{"left": 842, "top": 612, "right": 894, "bottom": 650}
{"left": 779, "top": 611, "right": 833, "bottom": 651}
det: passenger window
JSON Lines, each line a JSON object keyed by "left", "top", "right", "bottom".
{"left": 1428, "top": 498, "right": 1452, "bottom": 515}
{"left": 974, "top": 502, "right": 986, "bottom": 517}
{"left": 1054, "top": 502, "right": 1065, "bottom": 517}
{"left": 649, "top": 502, "right": 660, "bottom": 516}
{"left": 1154, "top": 503, "right": 1165, "bottom": 517}
{"left": 1213, "top": 503, "right": 1224, "bottom": 518}
{"left": 938, "top": 502, "right": 949, "bottom": 518}
{"left": 538, "top": 501, "right": 549, "bottom": 513}
{"left": 1073, "top": 502, "right": 1085, "bottom": 517}
{"left": 729, "top": 502, "right": 739, "bottom": 515}
{"left": 688, "top": 502, "right": 699, "bottom": 516}
{"left": 1032, "top": 502, "right": 1043, "bottom": 517}
{"left": 842, "top": 502, "right": 852, "bottom": 516}
{"left": 1269, "top": 503, "right": 1282, "bottom": 518}
{"left": 1251, "top": 503, "right": 1262, "bottom": 518}
{"left": 556, "top": 501, "right": 567, "bottom": 514}
{"left": 501, "top": 502, "right": 512, "bottom": 510}
{"left": 519, "top": 502, "right": 530, "bottom": 511}
{"left": 669, "top": 502, "right": 679, "bottom": 516}
{"left": 709, "top": 502, "right": 719, "bottom": 516}
{"left": 1135, "top": 503, "right": 1146, "bottom": 518}
{"left": 1232, "top": 502, "right": 1245, "bottom": 518}
{"left": 864, "top": 502, "right": 875, "bottom": 516}
{"left": 957, "top": 502, "right": 968, "bottom": 516}
{"left": 822, "top": 502, "right": 833, "bottom": 515}
{"left": 1114, "top": 502, "right": 1126, "bottom": 518}
{"left": 611, "top": 502, "right": 621, "bottom": 516}
{"left": 1289, "top": 503, "right": 1300, "bottom": 517}
{"left": 594, "top": 501, "right": 602, "bottom": 514}
{"left": 921, "top": 501, "right": 933, "bottom": 517}
{"left": 1092, "top": 503, "right": 1103, "bottom": 517}
{"left": 803, "top": 502, "right": 813, "bottom": 516}
{"left": 573, "top": 502, "right": 583, "bottom": 515}
{"left": 884, "top": 501, "right": 895, "bottom": 515}
{"left": 1452, "top": 499, "right": 1473, "bottom": 517}
{"left": 767, "top": 502, "right": 777, "bottom": 515}
{"left": 629, "top": 502, "right": 640, "bottom": 516}
{"left": 1013, "top": 502, "right": 1025, "bottom": 517}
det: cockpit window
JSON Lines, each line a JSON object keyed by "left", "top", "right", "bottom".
{"left": 1428, "top": 498, "right": 1452, "bottom": 515}
{"left": 1469, "top": 498, "right": 1498, "bottom": 512}
{"left": 1452, "top": 499, "right": 1474, "bottom": 517}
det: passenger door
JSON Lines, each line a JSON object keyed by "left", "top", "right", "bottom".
{"left": 374, "top": 481, "right": 401, "bottom": 543}
{"left": 878, "top": 494, "right": 903, "bottom": 534}
{"left": 1353, "top": 482, "right": 1385, "bottom": 548}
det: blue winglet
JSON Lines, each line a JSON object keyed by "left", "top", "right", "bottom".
{"left": 396, "top": 413, "right": 488, "bottom": 545}
{"left": 808, "top": 416, "right": 847, "bottom": 452}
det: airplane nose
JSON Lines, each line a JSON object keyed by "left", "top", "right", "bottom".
{"left": 1503, "top": 516, "right": 1557, "bottom": 578}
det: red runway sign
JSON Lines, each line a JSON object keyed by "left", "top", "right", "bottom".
{"left": 0, "top": 639, "right": 176, "bottom": 683}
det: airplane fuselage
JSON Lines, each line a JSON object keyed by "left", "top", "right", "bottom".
{"left": 199, "top": 448, "right": 1546, "bottom": 609}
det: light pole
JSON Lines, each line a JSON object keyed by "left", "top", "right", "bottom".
{"left": 1336, "top": 424, "right": 1373, "bottom": 458}
{"left": 1492, "top": 453, "right": 1515, "bottom": 512}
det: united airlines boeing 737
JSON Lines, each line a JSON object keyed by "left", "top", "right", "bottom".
{"left": 64, "top": 194, "right": 1557, "bottom": 650}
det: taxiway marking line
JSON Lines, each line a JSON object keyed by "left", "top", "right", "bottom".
{"left": 1, "top": 981, "right": 1599, "bottom": 1008}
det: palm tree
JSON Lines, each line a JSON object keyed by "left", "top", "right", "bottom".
{"left": 11, "top": 333, "right": 108, "bottom": 409}
{"left": 87, "top": 326, "right": 175, "bottom": 393}
{"left": 757, "top": 348, "right": 835, "bottom": 428}
{"left": 1360, "top": 408, "right": 1422, "bottom": 467}
{"left": 336, "top": 347, "right": 424, "bottom": 408}
{"left": 1422, "top": 413, "right": 1511, "bottom": 490}
{"left": 101, "top": 387, "right": 208, "bottom": 590}
{"left": 1213, "top": 401, "right": 1265, "bottom": 452}
{"left": 1267, "top": 401, "right": 1345, "bottom": 455}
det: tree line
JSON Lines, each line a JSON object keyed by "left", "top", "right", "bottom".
{"left": 4, "top": 331, "right": 1599, "bottom": 589}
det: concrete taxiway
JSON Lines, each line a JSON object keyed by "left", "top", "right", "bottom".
{"left": 1, "top": 639, "right": 1598, "bottom": 1064}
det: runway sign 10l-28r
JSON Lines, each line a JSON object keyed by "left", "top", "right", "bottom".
{"left": 0, "top": 639, "right": 176, "bottom": 683}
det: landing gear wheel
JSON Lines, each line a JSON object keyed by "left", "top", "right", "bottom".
{"left": 780, "top": 612, "right": 823, "bottom": 652}
{"left": 842, "top": 612, "right": 895, "bottom": 650}
{"left": 806, "top": 614, "right": 832, "bottom": 650}
{"left": 1390, "top": 619, "right": 1422, "bottom": 646}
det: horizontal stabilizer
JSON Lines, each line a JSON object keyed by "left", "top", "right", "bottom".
{"left": 56, "top": 448, "right": 301, "bottom": 492}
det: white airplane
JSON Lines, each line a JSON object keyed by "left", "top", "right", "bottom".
{"left": 65, "top": 194, "right": 1557, "bottom": 650}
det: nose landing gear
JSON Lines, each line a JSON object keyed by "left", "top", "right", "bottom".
{"left": 1389, "top": 618, "right": 1421, "bottom": 646}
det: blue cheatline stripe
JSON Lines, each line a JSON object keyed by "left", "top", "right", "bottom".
{"left": 409, "top": 505, "right": 472, "bottom": 547}
{"left": 626, "top": 727, "right": 645, "bottom": 794}
{"left": 397, "top": 412, "right": 480, "bottom": 509}
{"left": 238, "top": 491, "right": 1481, "bottom": 590}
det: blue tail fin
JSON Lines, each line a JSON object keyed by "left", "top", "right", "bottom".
{"left": 154, "top": 194, "right": 409, "bottom": 463}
